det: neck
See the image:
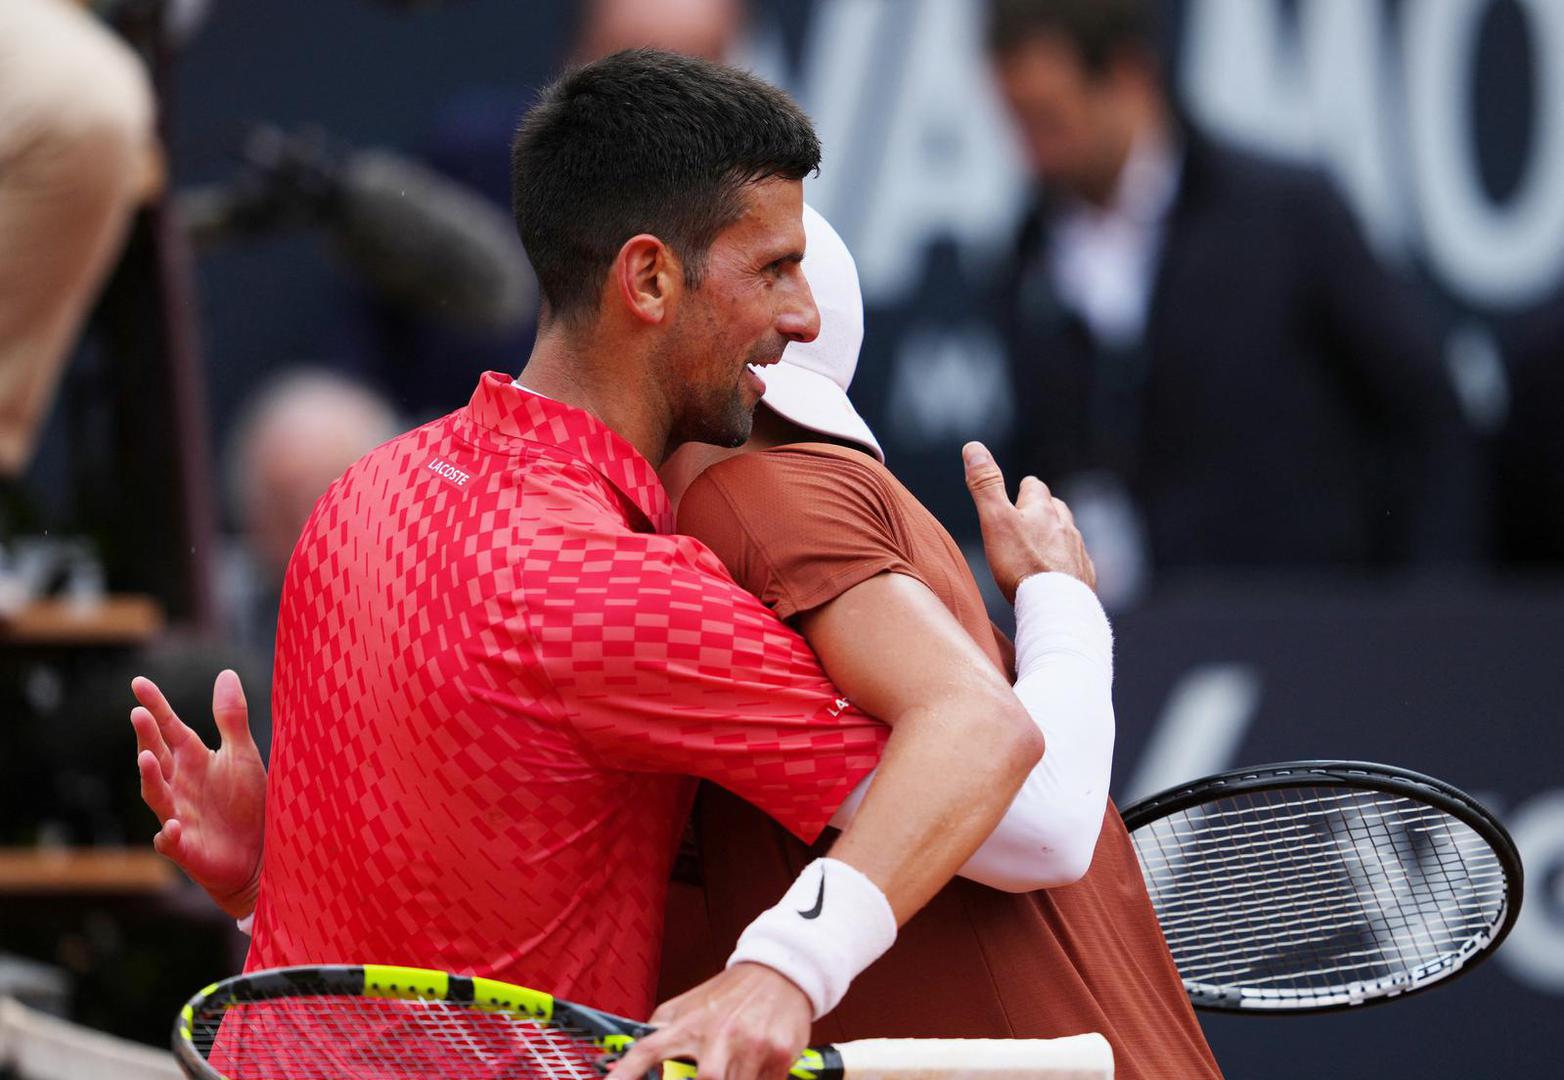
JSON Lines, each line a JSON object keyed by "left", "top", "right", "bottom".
{"left": 516, "top": 319, "right": 675, "bottom": 466}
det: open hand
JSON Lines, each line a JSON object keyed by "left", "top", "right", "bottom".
{"left": 604, "top": 963, "right": 812, "bottom": 1080}
{"left": 130, "top": 669, "right": 267, "bottom": 918}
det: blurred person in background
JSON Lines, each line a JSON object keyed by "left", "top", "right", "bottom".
{"left": 0, "top": 0, "right": 155, "bottom": 521}
{"left": 986, "top": 0, "right": 1475, "bottom": 607}
{"left": 570, "top": 0, "right": 743, "bottom": 63}
{"left": 220, "top": 369, "right": 400, "bottom": 673}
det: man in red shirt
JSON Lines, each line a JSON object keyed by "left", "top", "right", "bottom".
{"left": 130, "top": 49, "right": 1093, "bottom": 1080}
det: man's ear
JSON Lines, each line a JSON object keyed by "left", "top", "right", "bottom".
{"left": 611, "top": 234, "right": 683, "bottom": 325}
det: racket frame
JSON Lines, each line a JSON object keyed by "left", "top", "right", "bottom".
{"left": 173, "top": 964, "right": 846, "bottom": 1080}
{"left": 1120, "top": 759, "right": 1524, "bottom": 1014}
{"left": 174, "top": 964, "right": 652, "bottom": 1080}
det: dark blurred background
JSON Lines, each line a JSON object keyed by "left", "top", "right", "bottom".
{"left": 1, "top": 0, "right": 1560, "bottom": 1076}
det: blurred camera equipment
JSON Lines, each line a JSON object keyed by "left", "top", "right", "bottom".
{"left": 180, "top": 126, "right": 536, "bottom": 336}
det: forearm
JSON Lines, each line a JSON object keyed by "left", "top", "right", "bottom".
{"left": 827, "top": 692, "right": 1043, "bottom": 922}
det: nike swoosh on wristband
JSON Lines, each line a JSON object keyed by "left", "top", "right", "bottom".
{"left": 797, "top": 872, "right": 826, "bottom": 919}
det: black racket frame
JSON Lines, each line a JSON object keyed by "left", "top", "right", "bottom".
{"left": 1119, "top": 759, "right": 1524, "bottom": 1014}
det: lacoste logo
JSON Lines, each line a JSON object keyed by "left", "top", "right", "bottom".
{"left": 426, "top": 457, "right": 472, "bottom": 489}
{"left": 797, "top": 871, "right": 826, "bottom": 920}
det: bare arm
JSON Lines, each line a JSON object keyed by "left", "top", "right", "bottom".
{"left": 798, "top": 571, "right": 1045, "bottom": 920}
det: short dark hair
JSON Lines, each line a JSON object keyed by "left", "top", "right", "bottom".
{"left": 511, "top": 48, "right": 821, "bottom": 322}
{"left": 985, "top": 0, "right": 1157, "bottom": 74}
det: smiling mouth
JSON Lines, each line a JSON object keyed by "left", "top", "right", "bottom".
{"left": 745, "top": 353, "right": 782, "bottom": 386}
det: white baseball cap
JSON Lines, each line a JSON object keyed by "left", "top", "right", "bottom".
{"left": 759, "top": 204, "right": 885, "bottom": 462}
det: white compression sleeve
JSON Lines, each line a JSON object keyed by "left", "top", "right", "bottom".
{"left": 829, "top": 572, "right": 1114, "bottom": 892}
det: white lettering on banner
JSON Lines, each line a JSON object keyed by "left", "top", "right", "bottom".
{"left": 884, "top": 326, "right": 1013, "bottom": 447}
{"left": 1496, "top": 790, "right": 1564, "bottom": 994}
{"left": 796, "top": 0, "right": 1024, "bottom": 304}
{"left": 1121, "top": 663, "right": 1262, "bottom": 804}
{"left": 761, "top": 0, "right": 1564, "bottom": 312}
{"left": 1405, "top": 0, "right": 1564, "bottom": 307}
{"left": 1444, "top": 321, "right": 1512, "bottom": 433}
{"left": 1180, "top": 0, "right": 1409, "bottom": 258}
{"left": 1182, "top": 0, "right": 1564, "bottom": 307}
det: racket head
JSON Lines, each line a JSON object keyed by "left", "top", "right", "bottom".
{"left": 172, "top": 964, "right": 653, "bottom": 1080}
{"left": 1121, "top": 760, "right": 1523, "bottom": 1014}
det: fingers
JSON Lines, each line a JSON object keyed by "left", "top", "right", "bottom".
{"left": 211, "top": 669, "right": 256, "bottom": 751}
{"left": 132, "top": 676, "right": 199, "bottom": 754}
{"left": 604, "top": 1029, "right": 675, "bottom": 1080}
{"left": 648, "top": 995, "right": 688, "bottom": 1027}
{"left": 614, "top": 1017, "right": 793, "bottom": 1080}
{"left": 138, "top": 748, "right": 178, "bottom": 823}
{"left": 962, "top": 442, "right": 1011, "bottom": 517}
{"left": 152, "top": 817, "right": 184, "bottom": 861}
{"left": 1016, "top": 475, "right": 1051, "bottom": 511}
{"left": 130, "top": 705, "right": 174, "bottom": 779}
{"left": 1051, "top": 494, "right": 1076, "bottom": 530}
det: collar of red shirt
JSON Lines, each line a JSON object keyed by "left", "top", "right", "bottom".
{"left": 463, "top": 370, "right": 675, "bottom": 535}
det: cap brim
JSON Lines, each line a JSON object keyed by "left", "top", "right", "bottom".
{"left": 760, "top": 361, "right": 884, "bottom": 463}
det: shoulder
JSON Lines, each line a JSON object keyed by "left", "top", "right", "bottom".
{"left": 693, "top": 443, "right": 893, "bottom": 503}
{"left": 1186, "top": 130, "right": 1347, "bottom": 217}
{"left": 682, "top": 444, "right": 899, "bottom": 540}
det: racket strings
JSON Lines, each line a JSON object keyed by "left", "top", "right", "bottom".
{"left": 189, "top": 994, "right": 610, "bottom": 1079}
{"left": 1133, "top": 786, "right": 1509, "bottom": 1006}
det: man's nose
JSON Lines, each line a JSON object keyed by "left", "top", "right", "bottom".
{"left": 778, "top": 265, "right": 820, "bottom": 344}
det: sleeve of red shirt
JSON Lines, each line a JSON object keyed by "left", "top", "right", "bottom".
{"left": 526, "top": 525, "right": 887, "bottom": 843}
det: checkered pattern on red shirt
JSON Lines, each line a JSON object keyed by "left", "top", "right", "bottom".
{"left": 246, "top": 372, "right": 887, "bottom": 1020}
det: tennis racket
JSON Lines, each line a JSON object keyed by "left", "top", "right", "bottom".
{"left": 1121, "top": 760, "right": 1522, "bottom": 1013}
{"left": 173, "top": 964, "right": 1113, "bottom": 1079}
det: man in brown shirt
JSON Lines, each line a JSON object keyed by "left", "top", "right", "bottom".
{"left": 655, "top": 207, "right": 1222, "bottom": 1078}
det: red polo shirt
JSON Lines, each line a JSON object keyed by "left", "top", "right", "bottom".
{"left": 246, "top": 373, "right": 887, "bottom": 1019}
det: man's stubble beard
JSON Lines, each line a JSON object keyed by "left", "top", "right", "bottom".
{"left": 672, "top": 377, "right": 754, "bottom": 450}
{"left": 658, "top": 309, "right": 757, "bottom": 452}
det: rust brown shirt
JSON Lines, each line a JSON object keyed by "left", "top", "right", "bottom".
{"left": 666, "top": 442, "right": 1222, "bottom": 1079}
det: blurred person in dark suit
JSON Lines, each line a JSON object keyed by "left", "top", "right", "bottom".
{"left": 986, "top": 0, "right": 1474, "bottom": 606}
{"left": 570, "top": 0, "right": 743, "bottom": 63}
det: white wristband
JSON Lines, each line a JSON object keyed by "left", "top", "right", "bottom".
{"left": 726, "top": 857, "right": 896, "bottom": 1019}
{"left": 236, "top": 912, "right": 254, "bottom": 935}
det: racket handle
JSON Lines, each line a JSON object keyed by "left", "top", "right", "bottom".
{"left": 657, "top": 1033, "right": 1113, "bottom": 1080}
{"left": 834, "top": 1035, "right": 1113, "bottom": 1080}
